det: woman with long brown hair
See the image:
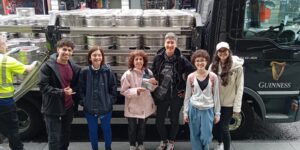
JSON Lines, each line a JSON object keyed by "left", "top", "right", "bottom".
{"left": 210, "top": 42, "right": 244, "bottom": 150}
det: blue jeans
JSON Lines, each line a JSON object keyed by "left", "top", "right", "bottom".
{"left": 44, "top": 107, "right": 74, "bottom": 150}
{"left": 188, "top": 104, "right": 214, "bottom": 150}
{"left": 0, "top": 104, "right": 24, "bottom": 150}
{"left": 85, "top": 111, "right": 112, "bottom": 150}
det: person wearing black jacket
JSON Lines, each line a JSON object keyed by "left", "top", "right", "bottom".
{"left": 79, "top": 46, "right": 117, "bottom": 150}
{"left": 39, "top": 39, "right": 81, "bottom": 150}
{"left": 152, "top": 32, "right": 195, "bottom": 150}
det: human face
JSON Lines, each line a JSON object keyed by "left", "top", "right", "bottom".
{"left": 164, "top": 38, "right": 177, "bottom": 57}
{"left": 57, "top": 46, "right": 73, "bottom": 63}
{"left": 133, "top": 56, "right": 144, "bottom": 70}
{"left": 194, "top": 57, "right": 207, "bottom": 71}
{"left": 217, "top": 48, "right": 230, "bottom": 62}
{"left": 90, "top": 50, "right": 103, "bottom": 68}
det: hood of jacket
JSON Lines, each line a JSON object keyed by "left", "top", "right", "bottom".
{"left": 231, "top": 56, "right": 244, "bottom": 70}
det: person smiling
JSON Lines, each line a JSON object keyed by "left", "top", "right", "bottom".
{"left": 79, "top": 46, "right": 117, "bottom": 150}
{"left": 39, "top": 39, "right": 81, "bottom": 150}
{"left": 210, "top": 42, "right": 244, "bottom": 150}
{"left": 183, "top": 50, "right": 220, "bottom": 150}
{"left": 151, "top": 32, "right": 195, "bottom": 150}
{"left": 120, "top": 50, "right": 157, "bottom": 150}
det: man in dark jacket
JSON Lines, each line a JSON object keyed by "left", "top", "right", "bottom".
{"left": 152, "top": 32, "right": 195, "bottom": 150}
{"left": 39, "top": 39, "right": 81, "bottom": 150}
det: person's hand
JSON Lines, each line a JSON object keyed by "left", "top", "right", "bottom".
{"left": 148, "top": 78, "right": 158, "bottom": 85}
{"left": 178, "top": 90, "right": 185, "bottom": 98}
{"left": 137, "top": 87, "right": 146, "bottom": 95}
{"left": 64, "top": 86, "right": 76, "bottom": 96}
{"left": 183, "top": 116, "right": 189, "bottom": 123}
{"left": 214, "top": 115, "right": 220, "bottom": 124}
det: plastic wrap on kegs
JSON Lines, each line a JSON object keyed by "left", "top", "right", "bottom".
{"left": 59, "top": 12, "right": 85, "bottom": 27}
{"left": 8, "top": 38, "right": 31, "bottom": 46}
{"left": 177, "top": 35, "right": 191, "bottom": 50}
{"left": 116, "top": 35, "right": 141, "bottom": 50}
{"left": 115, "top": 9, "right": 142, "bottom": 27}
{"left": 86, "top": 13, "right": 114, "bottom": 27}
{"left": 12, "top": 46, "right": 40, "bottom": 65}
{"left": 143, "top": 34, "right": 164, "bottom": 50}
{"left": 142, "top": 10, "right": 167, "bottom": 27}
{"left": 86, "top": 35, "right": 113, "bottom": 50}
{"left": 165, "top": 10, "right": 195, "bottom": 27}
{"left": 31, "top": 38, "right": 47, "bottom": 52}
{"left": 62, "top": 34, "right": 86, "bottom": 51}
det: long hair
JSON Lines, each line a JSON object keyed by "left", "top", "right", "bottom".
{"left": 211, "top": 49, "right": 233, "bottom": 86}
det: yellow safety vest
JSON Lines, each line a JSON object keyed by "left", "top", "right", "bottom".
{"left": 0, "top": 54, "right": 26, "bottom": 98}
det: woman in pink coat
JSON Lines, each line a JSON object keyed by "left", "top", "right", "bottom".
{"left": 120, "top": 50, "right": 158, "bottom": 150}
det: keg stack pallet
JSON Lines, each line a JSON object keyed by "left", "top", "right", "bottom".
{"left": 0, "top": 8, "right": 198, "bottom": 84}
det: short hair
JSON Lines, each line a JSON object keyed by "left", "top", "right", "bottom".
{"left": 56, "top": 38, "right": 75, "bottom": 50}
{"left": 128, "top": 50, "right": 148, "bottom": 69}
{"left": 87, "top": 46, "right": 105, "bottom": 65}
{"left": 165, "top": 32, "right": 177, "bottom": 42}
{"left": 191, "top": 49, "right": 210, "bottom": 69}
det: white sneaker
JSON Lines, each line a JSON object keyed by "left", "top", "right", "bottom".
{"left": 130, "top": 146, "right": 136, "bottom": 150}
{"left": 137, "top": 145, "right": 145, "bottom": 150}
{"left": 156, "top": 141, "right": 167, "bottom": 150}
{"left": 214, "top": 143, "right": 224, "bottom": 150}
{"left": 166, "top": 142, "right": 174, "bottom": 150}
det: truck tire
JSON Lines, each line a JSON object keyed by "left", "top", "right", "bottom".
{"left": 229, "top": 102, "right": 254, "bottom": 139}
{"left": 16, "top": 102, "right": 44, "bottom": 140}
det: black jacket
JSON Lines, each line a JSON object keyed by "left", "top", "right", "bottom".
{"left": 79, "top": 64, "right": 117, "bottom": 115}
{"left": 151, "top": 47, "right": 195, "bottom": 93}
{"left": 39, "top": 54, "right": 81, "bottom": 116}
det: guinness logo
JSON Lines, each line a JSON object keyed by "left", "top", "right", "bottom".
{"left": 270, "top": 61, "right": 286, "bottom": 81}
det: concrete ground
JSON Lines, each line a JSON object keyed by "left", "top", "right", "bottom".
{"left": 1, "top": 140, "right": 300, "bottom": 150}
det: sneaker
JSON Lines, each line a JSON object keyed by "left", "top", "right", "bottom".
{"left": 166, "top": 142, "right": 174, "bottom": 150}
{"left": 137, "top": 145, "right": 145, "bottom": 150}
{"left": 130, "top": 146, "right": 136, "bottom": 150}
{"left": 214, "top": 143, "right": 224, "bottom": 150}
{"left": 156, "top": 141, "right": 167, "bottom": 150}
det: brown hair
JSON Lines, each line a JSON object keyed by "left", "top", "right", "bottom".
{"left": 56, "top": 38, "right": 75, "bottom": 50}
{"left": 87, "top": 46, "right": 105, "bottom": 65}
{"left": 211, "top": 47, "right": 233, "bottom": 86}
{"left": 191, "top": 49, "right": 210, "bottom": 69}
{"left": 128, "top": 50, "right": 148, "bottom": 69}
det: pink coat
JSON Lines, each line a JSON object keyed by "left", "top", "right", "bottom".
{"left": 120, "top": 68, "right": 157, "bottom": 119}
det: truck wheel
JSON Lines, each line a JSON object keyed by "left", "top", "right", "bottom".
{"left": 229, "top": 102, "right": 254, "bottom": 139}
{"left": 16, "top": 102, "right": 43, "bottom": 140}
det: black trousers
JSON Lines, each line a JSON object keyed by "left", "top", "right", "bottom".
{"left": 215, "top": 107, "right": 233, "bottom": 150}
{"left": 127, "top": 118, "right": 147, "bottom": 146}
{"left": 0, "top": 105, "right": 24, "bottom": 150}
{"left": 155, "top": 91, "right": 183, "bottom": 141}
{"left": 44, "top": 107, "right": 74, "bottom": 150}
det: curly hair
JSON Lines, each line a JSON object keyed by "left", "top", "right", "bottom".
{"left": 128, "top": 50, "right": 148, "bottom": 69}
{"left": 191, "top": 49, "right": 210, "bottom": 69}
{"left": 87, "top": 46, "right": 105, "bottom": 65}
{"left": 211, "top": 48, "right": 233, "bottom": 86}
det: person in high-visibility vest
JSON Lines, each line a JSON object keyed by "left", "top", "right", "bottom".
{"left": 0, "top": 37, "right": 37, "bottom": 150}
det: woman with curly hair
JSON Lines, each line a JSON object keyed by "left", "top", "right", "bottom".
{"left": 120, "top": 50, "right": 158, "bottom": 150}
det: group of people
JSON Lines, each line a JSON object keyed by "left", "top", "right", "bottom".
{"left": 0, "top": 32, "right": 244, "bottom": 150}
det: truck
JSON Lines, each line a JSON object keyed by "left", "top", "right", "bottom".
{"left": 1, "top": 0, "right": 300, "bottom": 140}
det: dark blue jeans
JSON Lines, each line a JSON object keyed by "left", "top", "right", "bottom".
{"left": 84, "top": 111, "right": 112, "bottom": 150}
{"left": 44, "top": 107, "right": 74, "bottom": 150}
{"left": 0, "top": 105, "right": 24, "bottom": 150}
